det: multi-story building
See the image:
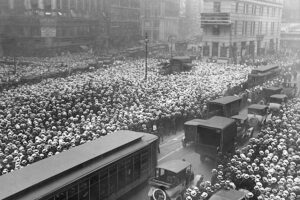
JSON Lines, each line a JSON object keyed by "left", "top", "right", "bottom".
{"left": 0, "top": 0, "right": 102, "bottom": 56}
{"left": 141, "top": 0, "right": 180, "bottom": 42}
{"left": 201, "top": 0, "right": 283, "bottom": 63}
{"left": 280, "top": 0, "right": 300, "bottom": 50}
{"left": 178, "top": 0, "right": 202, "bottom": 41}
{"left": 0, "top": 0, "right": 142, "bottom": 56}
{"left": 109, "top": 0, "right": 141, "bottom": 48}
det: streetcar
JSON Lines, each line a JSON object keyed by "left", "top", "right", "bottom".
{"left": 247, "top": 64, "right": 281, "bottom": 87}
{"left": 268, "top": 94, "right": 288, "bottom": 112}
{"left": 0, "top": 130, "right": 158, "bottom": 200}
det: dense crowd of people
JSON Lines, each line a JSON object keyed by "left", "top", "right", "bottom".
{"left": 0, "top": 58, "right": 258, "bottom": 175}
{"left": 0, "top": 51, "right": 299, "bottom": 200}
{"left": 185, "top": 98, "right": 300, "bottom": 200}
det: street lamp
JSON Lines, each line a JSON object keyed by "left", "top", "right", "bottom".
{"left": 144, "top": 33, "right": 149, "bottom": 81}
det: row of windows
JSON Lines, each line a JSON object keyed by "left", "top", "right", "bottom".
{"left": 43, "top": 145, "right": 155, "bottom": 200}
{"left": 1, "top": 0, "right": 102, "bottom": 13}
{"left": 212, "top": 1, "right": 281, "bottom": 17}
{"left": 234, "top": 21, "right": 280, "bottom": 36}
{"left": 235, "top": 1, "right": 281, "bottom": 17}
{"left": 111, "top": 8, "right": 139, "bottom": 21}
{"left": 5, "top": 24, "right": 97, "bottom": 38}
{"left": 111, "top": 0, "right": 140, "bottom": 8}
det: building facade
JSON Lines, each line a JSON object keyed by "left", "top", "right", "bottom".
{"left": 280, "top": 0, "right": 300, "bottom": 51}
{"left": 0, "top": 0, "right": 142, "bottom": 56}
{"left": 201, "top": 0, "right": 283, "bottom": 63}
{"left": 141, "top": 0, "right": 180, "bottom": 43}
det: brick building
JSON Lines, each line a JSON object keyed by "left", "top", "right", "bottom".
{"left": 201, "top": 0, "right": 283, "bottom": 63}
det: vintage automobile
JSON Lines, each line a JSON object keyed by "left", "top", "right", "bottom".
{"left": 268, "top": 94, "right": 288, "bottom": 112}
{"left": 182, "top": 119, "right": 202, "bottom": 147}
{"left": 247, "top": 104, "right": 269, "bottom": 128}
{"left": 207, "top": 96, "right": 242, "bottom": 118}
{"left": 282, "top": 81, "right": 297, "bottom": 98}
{"left": 231, "top": 114, "right": 254, "bottom": 144}
{"left": 148, "top": 160, "right": 201, "bottom": 200}
{"left": 159, "top": 56, "right": 194, "bottom": 75}
{"left": 208, "top": 189, "right": 250, "bottom": 200}
{"left": 189, "top": 116, "right": 237, "bottom": 162}
{"left": 262, "top": 86, "right": 283, "bottom": 103}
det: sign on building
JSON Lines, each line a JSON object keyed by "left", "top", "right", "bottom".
{"left": 40, "top": 18, "right": 57, "bottom": 37}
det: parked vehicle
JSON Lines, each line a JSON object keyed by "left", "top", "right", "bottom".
{"left": 268, "top": 94, "right": 288, "bottom": 112}
{"left": 148, "top": 160, "right": 201, "bottom": 200}
{"left": 188, "top": 116, "right": 237, "bottom": 162}
{"left": 182, "top": 119, "right": 202, "bottom": 147}
{"left": 262, "top": 87, "right": 283, "bottom": 103}
{"left": 159, "top": 56, "right": 194, "bottom": 75}
{"left": 207, "top": 96, "right": 242, "bottom": 118}
{"left": 247, "top": 104, "right": 269, "bottom": 128}
{"left": 282, "top": 81, "right": 297, "bottom": 98}
{"left": 231, "top": 114, "right": 254, "bottom": 144}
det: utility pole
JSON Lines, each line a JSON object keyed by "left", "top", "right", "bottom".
{"left": 144, "top": 33, "right": 149, "bottom": 81}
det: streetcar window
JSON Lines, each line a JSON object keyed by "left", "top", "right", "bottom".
{"left": 125, "top": 157, "right": 134, "bottom": 184}
{"left": 68, "top": 185, "right": 78, "bottom": 200}
{"left": 99, "top": 169, "right": 109, "bottom": 198}
{"left": 118, "top": 161, "right": 126, "bottom": 189}
{"left": 90, "top": 174, "right": 99, "bottom": 200}
{"left": 79, "top": 180, "right": 89, "bottom": 200}
{"left": 46, "top": 197, "right": 54, "bottom": 200}
{"left": 55, "top": 191, "right": 67, "bottom": 200}
{"left": 109, "top": 165, "right": 118, "bottom": 194}
{"left": 141, "top": 149, "right": 149, "bottom": 174}
{"left": 133, "top": 154, "right": 141, "bottom": 180}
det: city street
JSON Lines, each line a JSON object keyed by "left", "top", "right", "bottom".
{"left": 121, "top": 131, "right": 215, "bottom": 200}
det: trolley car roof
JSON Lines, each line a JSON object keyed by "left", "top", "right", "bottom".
{"left": 0, "top": 131, "right": 157, "bottom": 200}
{"left": 157, "top": 160, "right": 191, "bottom": 174}
{"left": 210, "top": 96, "right": 242, "bottom": 105}
{"left": 251, "top": 64, "right": 279, "bottom": 73}
{"left": 209, "top": 189, "right": 246, "bottom": 200}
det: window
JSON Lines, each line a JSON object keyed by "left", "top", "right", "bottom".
{"left": 90, "top": 174, "right": 99, "bottom": 199}
{"left": 252, "top": 5, "right": 256, "bottom": 15}
{"left": 212, "top": 42, "right": 219, "bottom": 57}
{"left": 267, "top": 7, "right": 269, "bottom": 16}
{"left": 203, "top": 45, "right": 210, "bottom": 56}
{"left": 99, "top": 169, "right": 109, "bottom": 199}
{"left": 118, "top": 161, "right": 126, "bottom": 189}
{"left": 266, "top": 22, "right": 268, "bottom": 34}
{"left": 234, "top": 21, "right": 238, "bottom": 35}
{"left": 108, "top": 165, "right": 118, "bottom": 194}
{"left": 55, "top": 191, "right": 67, "bottom": 200}
{"left": 79, "top": 180, "right": 89, "bottom": 200}
{"left": 220, "top": 46, "right": 227, "bottom": 57}
{"left": 68, "top": 185, "right": 79, "bottom": 200}
{"left": 245, "top": 21, "right": 248, "bottom": 35}
{"left": 213, "top": 2, "right": 221, "bottom": 12}
{"left": 212, "top": 26, "right": 220, "bottom": 35}
{"left": 235, "top": 2, "right": 239, "bottom": 13}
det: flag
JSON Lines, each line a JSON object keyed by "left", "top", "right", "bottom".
{"left": 38, "top": 0, "right": 44, "bottom": 9}
{"left": 9, "top": 0, "right": 14, "bottom": 9}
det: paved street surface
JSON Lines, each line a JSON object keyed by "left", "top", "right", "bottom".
{"left": 121, "top": 131, "right": 215, "bottom": 200}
